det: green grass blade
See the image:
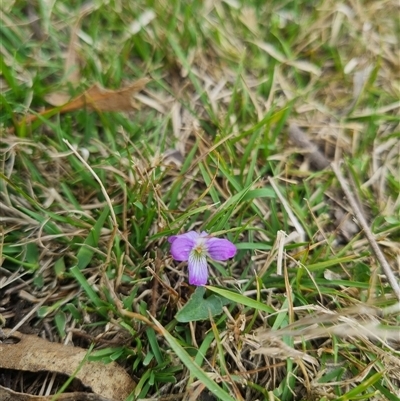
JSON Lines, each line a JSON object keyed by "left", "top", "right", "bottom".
{"left": 76, "top": 206, "right": 110, "bottom": 270}
{"left": 207, "top": 286, "right": 275, "bottom": 314}
{"left": 70, "top": 266, "right": 103, "bottom": 308}
{"left": 335, "top": 371, "right": 383, "bottom": 401}
{"left": 151, "top": 317, "right": 237, "bottom": 401}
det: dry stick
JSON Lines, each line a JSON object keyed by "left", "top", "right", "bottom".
{"left": 331, "top": 162, "right": 400, "bottom": 301}
{"left": 288, "top": 123, "right": 330, "bottom": 170}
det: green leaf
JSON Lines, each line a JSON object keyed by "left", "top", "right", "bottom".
{"left": 54, "top": 257, "right": 66, "bottom": 278}
{"left": 176, "top": 287, "right": 230, "bottom": 322}
{"left": 54, "top": 310, "right": 67, "bottom": 338}
{"left": 25, "top": 243, "right": 39, "bottom": 265}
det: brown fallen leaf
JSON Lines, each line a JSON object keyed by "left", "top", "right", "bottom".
{"left": 0, "top": 329, "right": 135, "bottom": 401}
{"left": 46, "top": 78, "right": 150, "bottom": 111}
{"left": 21, "top": 78, "right": 150, "bottom": 127}
{"left": 44, "top": 90, "right": 72, "bottom": 106}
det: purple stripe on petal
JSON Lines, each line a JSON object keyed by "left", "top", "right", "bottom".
{"left": 205, "top": 238, "right": 237, "bottom": 261}
{"left": 188, "top": 254, "right": 208, "bottom": 286}
{"left": 169, "top": 231, "right": 200, "bottom": 261}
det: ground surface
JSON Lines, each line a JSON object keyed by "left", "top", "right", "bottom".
{"left": 1, "top": 1, "right": 400, "bottom": 400}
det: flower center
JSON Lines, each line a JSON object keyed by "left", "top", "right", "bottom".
{"left": 193, "top": 244, "right": 205, "bottom": 255}
{"left": 192, "top": 239, "right": 207, "bottom": 258}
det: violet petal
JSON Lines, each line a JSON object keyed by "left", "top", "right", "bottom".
{"left": 205, "top": 237, "right": 237, "bottom": 260}
{"left": 169, "top": 231, "right": 199, "bottom": 261}
{"left": 188, "top": 254, "right": 208, "bottom": 286}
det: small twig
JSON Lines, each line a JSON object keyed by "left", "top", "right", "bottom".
{"left": 119, "top": 309, "right": 162, "bottom": 334}
{"left": 331, "top": 162, "right": 400, "bottom": 301}
{"left": 288, "top": 123, "right": 330, "bottom": 170}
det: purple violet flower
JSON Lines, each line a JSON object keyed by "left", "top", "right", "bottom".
{"left": 168, "top": 231, "right": 237, "bottom": 286}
